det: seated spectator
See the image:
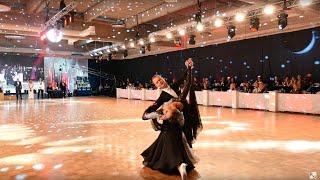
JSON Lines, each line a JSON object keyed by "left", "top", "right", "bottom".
{"left": 229, "top": 82, "right": 238, "bottom": 91}
{"left": 289, "top": 76, "right": 297, "bottom": 87}
{"left": 290, "top": 83, "right": 301, "bottom": 94}
{"left": 252, "top": 83, "right": 259, "bottom": 93}
{"left": 282, "top": 76, "right": 290, "bottom": 86}
{"left": 242, "top": 83, "right": 251, "bottom": 93}
{"left": 258, "top": 82, "right": 267, "bottom": 93}
{"left": 302, "top": 72, "right": 313, "bottom": 91}
{"left": 193, "top": 77, "right": 201, "bottom": 91}
{"left": 253, "top": 75, "right": 263, "bottom": 86}
{"left": 273, "top": 76, "right": 281, "bottom": 87}
{"left": 47, "top": 84, "right": 53, "bottom": 98}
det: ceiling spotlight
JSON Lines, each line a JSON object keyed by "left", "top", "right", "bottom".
{"left": 166, "top": 32, "right": 173, "bottom": 39}
{"left": 98, "top": 51, "right": 103, "bottom": 54}
{"left": 107, "top": 53, "right": 112, "bottom": 61}
{"left": 106, "top": 49, "right": 111, "bottom": 53}
{"left": 140, "top": 46, "right": 145, "bottom": 54}
{"left": 139, "top": 39, "right": 145, "bottom": 45}
{"left": 188, "top": 35, "right": 196, "bottom": 45}
{"left": 235, "top": 12, "right": 245, "bottom": 22}
{"left": 89, "top": 53, "right": 93, "bottom": 57}
{"left": 214, "top": 18, "right": 223, "bottom": 27}
{"left": 178, "top": 28, "right": 186, "bottom": 36}
{"left": 123, "top": 50, "right": 128, "bottom": 58}
{"left": 278, "top": 13, "right": 288, "bottom": 30}
{"left": 129, "top": 42, "right": 135, "bottom": 47}
{"left": 121, "top": 44, "right": 126, "bottom": 49}
{"left": 264, "top": 5, "right": 275, "bottom": 15}
{"left": 149, "top": 36, "right": 156, "bottom": 43}
{"left": 174, "top": 36, "right": 182, "bottom": 47}
{"left": 227, "top": 25, "right": 236, "bottom": 39}
{"left": 146, "top": 44, "right": 151, "bottom": 51}
{"left": 249, "top": 17, "right": 260, "bottom": 32}
{"left": 196, "top": 22, "right": 204, "bottom": 31}
{"left": 114, "top": 47, "right": 118, "bottom": 51}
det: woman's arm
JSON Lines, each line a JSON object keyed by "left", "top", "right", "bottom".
{"left": 179, "top": 66, "right": 192, "bottom": 101}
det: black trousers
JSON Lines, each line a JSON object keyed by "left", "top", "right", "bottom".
{"left": 38, "top": 89, "right": 44, "bottom": 99}
{"left": 16, "top": 89, "right": 22, "bottom": 99}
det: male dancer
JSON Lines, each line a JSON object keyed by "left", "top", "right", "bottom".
{"left": 143, "top": 58, "right": 194, "bottom": 146}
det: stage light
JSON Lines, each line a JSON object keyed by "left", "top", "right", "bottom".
{"left": 250, "top": 17, "right": 260, "bottom": 32}
{"left": 98, "top": 51, "right": 103, "bottom": 54}
{"left": 138, "top": 39, "right": 144, "bottom": 45}
{"left": 174, "top": 36, "right": 182, "bottom": 47}
{"left": 140, "top": 46, "right": 145, "bottom": 54}
{"left": 178, "top": 28, "right": 186, "bottom": 36}
{"left": 121, "top": 44, "right": 126, "bottom": 49}
{"left": 264, "top": 5, "right": 275, "bottom": 15}
{"left": 227, "top": 25, "right": 236, "bottom": 39}
{"left": 40, "top": 31, "right": 47, "bottom": 41}
{"left": 129, "top": 42, "right": 135, "bottom": 47}
{"left": 123, "top": 50, "right": 128, "bottom": 58}
{"left": 149, "top": 36, "right": 156, "bottom": 43}
{"left": 196, "top": 22, "right": 204, "bottom": 31}
{"left": 146, "top": 44, "right": 151, "bottom": 51}
{"left": 107, "top": 53, "right": 112, "bottom": 61}
{"left": 188, "top": 35, "right": 196, "bottom": 45}
{"left": 214, "top": 18, "right": 223, "bottom": 27}
{"left": 278, "top": 13, "right": 288, "bottom": 30}
{"left": 46, "top": 27, "right": 63, "bottom": 43}
{"left": 114, "top": 47, "right": 118, "bottom": 51}
{"left": 89, "top": 53, "right": 93, "bottom": 57}
{"left": 235, "top": 12, "right": 245, "bottom": 22}
{"left": 166, "top": 32, "right": 173, "bottom": 39}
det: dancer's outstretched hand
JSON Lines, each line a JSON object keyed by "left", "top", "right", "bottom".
{"left": 185, "top": 58, "right": 194, "bottom": 68}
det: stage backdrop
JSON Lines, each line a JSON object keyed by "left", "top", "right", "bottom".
{"left": 44, "top": 57, "right": 88, "bottom": 93}
{"left": 89, "top": 27, "right": 320, "bottom": 85}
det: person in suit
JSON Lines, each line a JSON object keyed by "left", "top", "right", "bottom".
{"left": 144, "top": 58, "right": 193, "bottom": 113}
{"left": 143, "top": 58, "right": 195, "bottom": 147}
{"left": 47, "top": 83, "right": 53, "bottom": 98}
{"left": 14, "top": 78, "right": 22, "bottom": 99}
{"left": 60, "top": 81, "right": 67, "bottom": 98}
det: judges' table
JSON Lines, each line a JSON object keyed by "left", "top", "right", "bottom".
{"left": 50, "top": 90, "right": 63, "bottom": 98}
{"left": 117, "top": 88, "right": 320, "bottom": 114}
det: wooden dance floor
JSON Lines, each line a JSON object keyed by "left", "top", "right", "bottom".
{"left": 0, "top": 97, "right": 319, "bottom": 180}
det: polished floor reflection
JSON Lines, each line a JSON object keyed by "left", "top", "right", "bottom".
{"left": 0, "top": 97, "right": 319, "bottom": 180}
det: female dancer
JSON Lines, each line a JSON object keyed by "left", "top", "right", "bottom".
{"left": 141, "top": 65, "right": 202, "bottom": 180}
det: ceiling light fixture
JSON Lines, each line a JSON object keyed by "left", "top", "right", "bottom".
{"left": 227, "top": 25, "right": 236, "bottom": 39}
{"left": 249, "top": 17, "right": 260, "bottom": 32}
{"left": 278, "top": 13, "right": 288, "bottom": 30}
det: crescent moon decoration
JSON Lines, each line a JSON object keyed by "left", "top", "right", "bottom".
{"left": 293, "top": 31, "right": 316, "bottom": 55}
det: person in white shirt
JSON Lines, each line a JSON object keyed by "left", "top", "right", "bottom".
{"left": 38, "top": 78, "right": 45, "bottom": 99}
